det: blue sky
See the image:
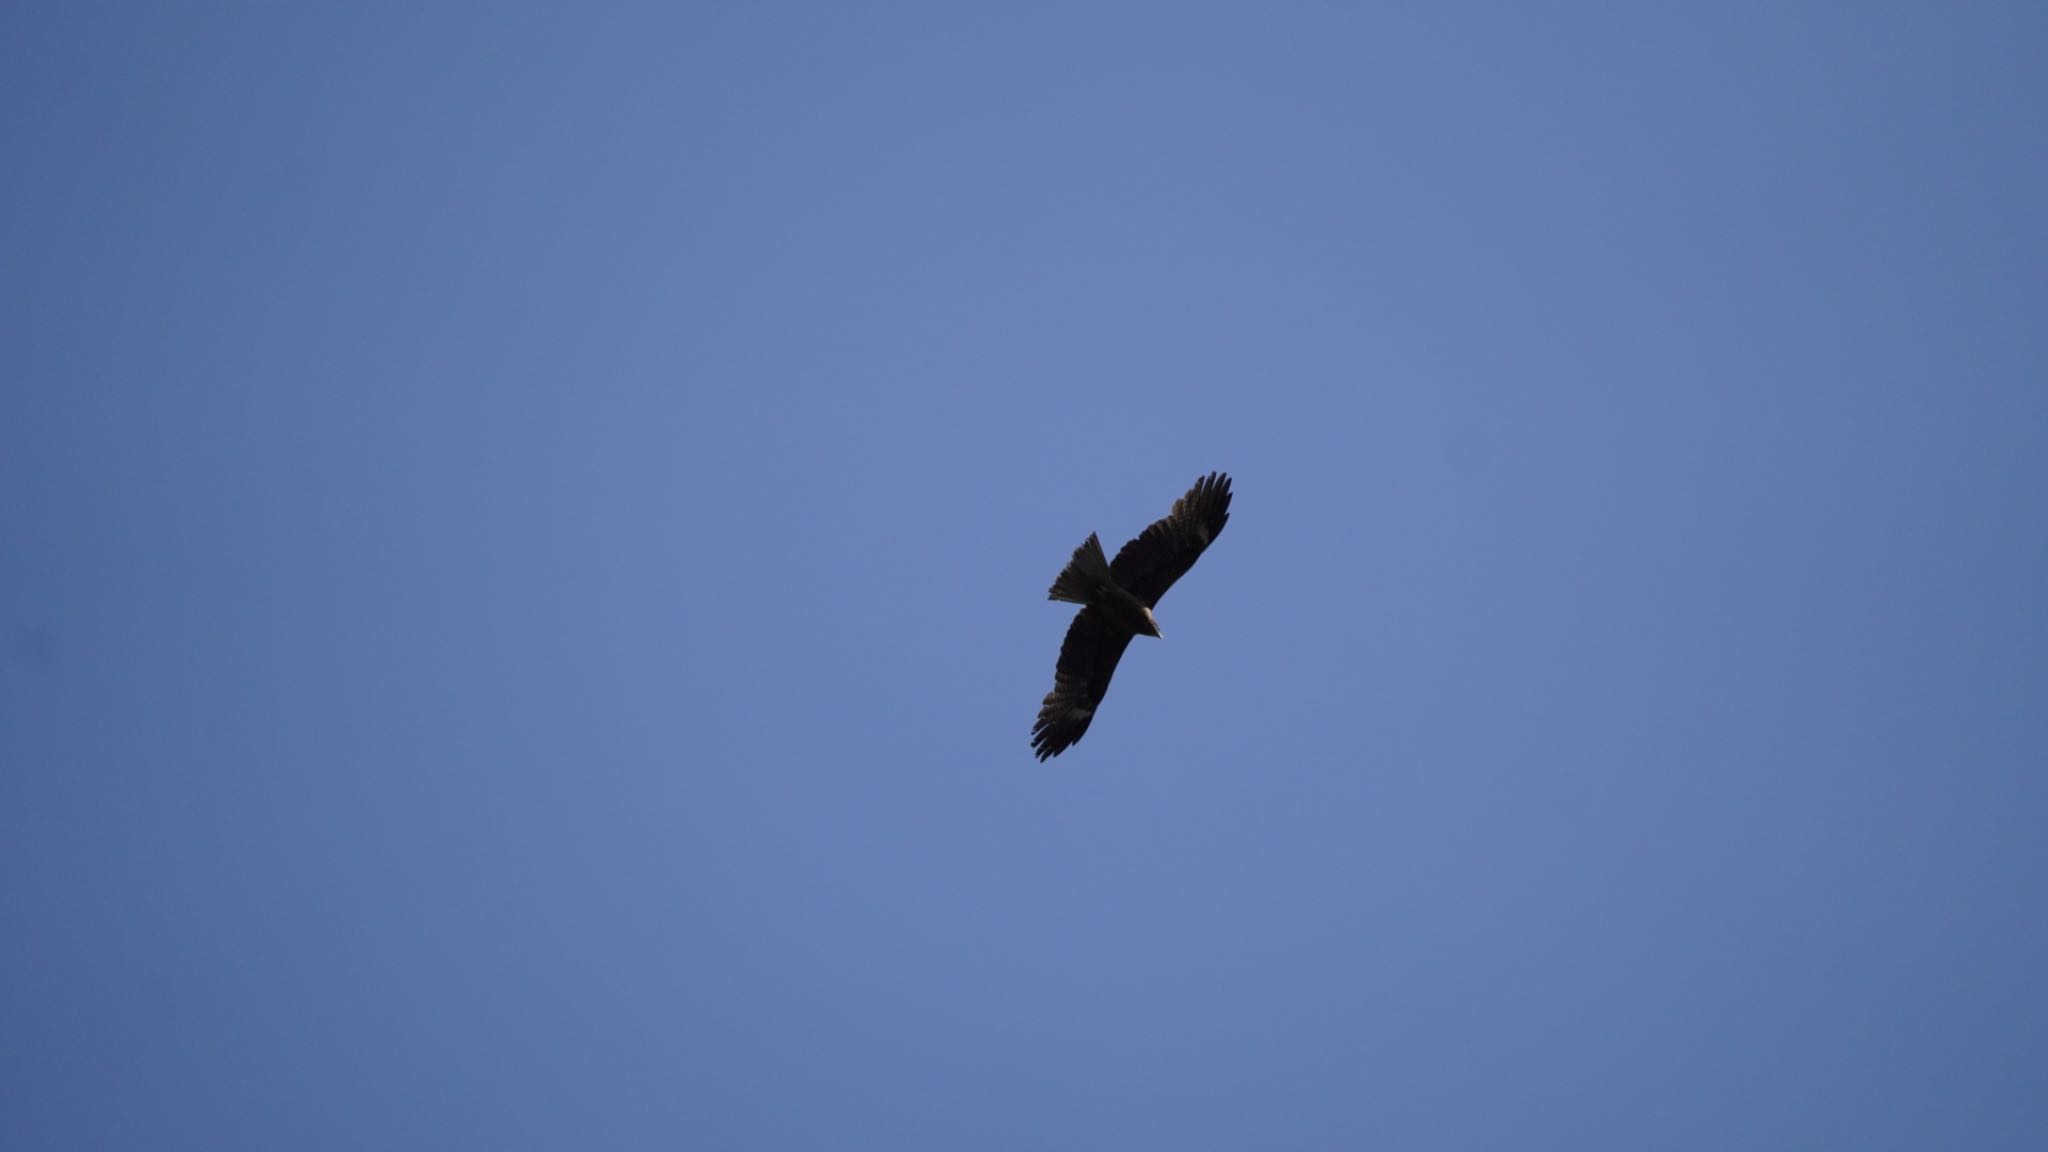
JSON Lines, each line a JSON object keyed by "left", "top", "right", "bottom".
{"left": 5, "top": 3, "right": 2046, "bottom": 1148}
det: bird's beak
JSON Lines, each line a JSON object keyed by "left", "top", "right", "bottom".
{"left": 1145, "top": 608, "right": 1162, "bottom": 638}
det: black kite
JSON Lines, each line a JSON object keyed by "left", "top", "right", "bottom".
{"left": 1031, "top": 472, "right": 1232, "bottom": 760}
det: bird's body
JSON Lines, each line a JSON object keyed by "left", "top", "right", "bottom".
{"left": 1046, "top": 532, "right": 1161, "bottom": 637}
{"left": 1031, "top": 472, "right": 1232, "bottom": 761}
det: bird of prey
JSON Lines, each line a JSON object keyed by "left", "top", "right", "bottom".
{"left": 1031, "top": 472, "right": 1232, "bottom": 760}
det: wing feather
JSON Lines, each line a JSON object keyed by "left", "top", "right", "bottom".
{"left": 1108, "top": 472, "right": 1232, "bottom": 607}
{"left": 1031, "top": 607, "right": 1137, "bottom": 760}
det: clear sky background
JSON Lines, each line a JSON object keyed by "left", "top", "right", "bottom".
{"left": 5, "top": 4, "right": 2046, "bottom": 1148}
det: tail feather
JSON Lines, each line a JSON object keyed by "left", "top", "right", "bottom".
{"left": 1048, "top": 533, "right": 1111, "bottom": 604}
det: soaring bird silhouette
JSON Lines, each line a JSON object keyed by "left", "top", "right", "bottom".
{"left": 1032, "top": 472, "right": 1232, "bottom": 760}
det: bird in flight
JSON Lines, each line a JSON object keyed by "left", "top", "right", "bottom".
{"left": 1032, "top": 472, "right": 1232, "bottom": 760}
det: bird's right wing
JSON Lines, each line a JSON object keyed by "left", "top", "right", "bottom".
{"left": 1109, "top": 472, "right": 1232, "bottom": 607}
{"left": 1031, "top": 607, "right": 1136, "bottom": 761}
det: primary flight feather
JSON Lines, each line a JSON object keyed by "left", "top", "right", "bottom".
{"left": 1031, "top": 472, "right": 1232, "bottom": 761}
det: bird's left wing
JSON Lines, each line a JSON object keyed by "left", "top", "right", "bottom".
{"left": 1031, "top": 607, "right": 1136, "bottom": 760}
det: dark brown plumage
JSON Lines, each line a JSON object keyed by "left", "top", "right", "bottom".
{"left": 1031, "top": 472, "right": 1232, "bottom": 760}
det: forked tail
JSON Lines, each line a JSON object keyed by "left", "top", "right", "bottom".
{"left": 1047, "top": 532, "right": 1111, "bottom": 604}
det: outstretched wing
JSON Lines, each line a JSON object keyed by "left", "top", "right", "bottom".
{"left": 1109, "top": 472, "right": 1232, "bottom": 607}
{"left": 1031, "top": 607, "right": 1137, "bottom": 760}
